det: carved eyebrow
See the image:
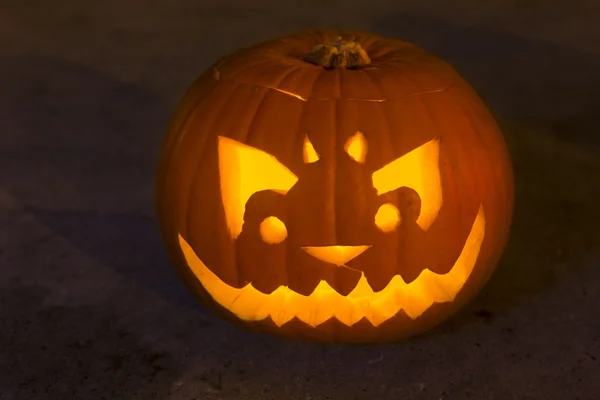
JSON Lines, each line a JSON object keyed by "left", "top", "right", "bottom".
{"left": 218, "top": 136, "right": 298, "bottom": 238}
{"left": 371, "top": 138, "right": 442, "bottom": 230}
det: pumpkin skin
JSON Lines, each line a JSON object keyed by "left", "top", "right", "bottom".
{"left": 156, "top": 30, "right": 514, "bottom": 343}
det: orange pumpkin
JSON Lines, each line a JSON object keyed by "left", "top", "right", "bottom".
{"left": 156, "top": 30, "right": 514, "bottom": 342}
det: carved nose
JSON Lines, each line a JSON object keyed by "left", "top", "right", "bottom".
{"left": 302, "top": 246, "right": 371, "bottom": 266}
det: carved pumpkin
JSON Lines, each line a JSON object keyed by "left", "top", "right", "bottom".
{"left": 156, "top": 30, "right": 514, "bottom": 342}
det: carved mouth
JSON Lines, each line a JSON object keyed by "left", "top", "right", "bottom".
{"left": 302, "top": 245, "right": 371, "bottom": 266}
{"left": 177, "top": 204, "right": 485, "bottom": 328}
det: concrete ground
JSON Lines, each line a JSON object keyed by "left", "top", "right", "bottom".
{"left": 1, "top": 1, "right": 599, "bottom": 399}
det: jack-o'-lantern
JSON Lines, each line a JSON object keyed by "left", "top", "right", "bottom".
{"left": 156, "top": 30, "right": 514, "bottom": 342}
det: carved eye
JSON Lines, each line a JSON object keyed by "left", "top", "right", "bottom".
{"left": 374, "top": 203, "right": 401, "bottom": 232}
{"left": 259, "top": 216, "right": 288, "bottom": 244}
{"left": 303, "top": 135, "right": 320, "bottom": 163}
{"left": 218, "top": 136, "right": 298, "bottom": 239}
{"left": 371, "top": 138, "right": 441, "bottom": 231}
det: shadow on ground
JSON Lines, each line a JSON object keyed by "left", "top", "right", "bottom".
{"left": 0, "top": 54, "right": 200, "bottom": 310}
{"left": 0, "top": 54, "right": 169, "bottom": 210}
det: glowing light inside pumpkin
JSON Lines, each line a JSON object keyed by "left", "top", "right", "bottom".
{"left": 178, "top": 204, "right": 485, "bottom": 327}
{"left": 372, "top": 138, "right": 441, "bottom": 231}
{"left": 260, "top": 216, "right": 287, "bottom": 244}
{"left": 303, "top": 135, "right": 320, "bottom": 163}
{"left": 302, "top": 245, "right": 371, "bottom": 266}
{"left": 344, "top": 131, "right": 367, "bottom": 163}
{"left": 375, "top": 203, "right": 401, "bottom": 232}
{"left": 218, "top": 136, "right": 298, "bottom": 239}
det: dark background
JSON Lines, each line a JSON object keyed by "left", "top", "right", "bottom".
{"left": 1, "top": 1, "right": 599, "bottom": 399}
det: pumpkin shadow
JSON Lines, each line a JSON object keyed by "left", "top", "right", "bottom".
{"left": 370, "top": 13, "right": 600, "bottom": 328}
{"left": 25, "top": 207, "right": 202, "bottom": 310}
{"left": 0, "top": 53, "right": 169, "bottom": 201}
{"left": 0, "top": 54, "right": 201, "bottom": 310}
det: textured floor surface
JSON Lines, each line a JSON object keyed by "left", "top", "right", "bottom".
{"left": 1, "top": 1, "right": 599, "bottom": 399}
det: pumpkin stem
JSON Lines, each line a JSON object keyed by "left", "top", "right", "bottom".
{"left": 304, "top": 37, "right": 371, "bottom": 69}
